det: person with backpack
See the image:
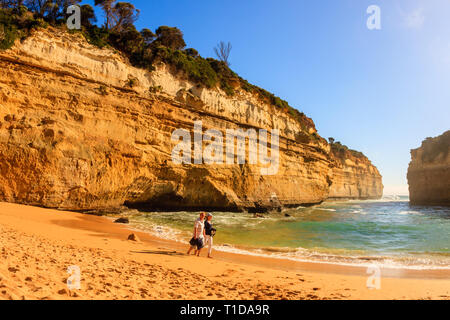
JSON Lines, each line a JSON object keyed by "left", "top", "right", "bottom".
{"left": 204, "top": 213, "right": 216, "bottom": 258}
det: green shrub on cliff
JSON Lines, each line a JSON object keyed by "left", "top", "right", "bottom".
{"left": 0, "top": 9, "right": 19, "bottom": 50}
{"left": 0, "top": 22, "right": 17, "bottom": 50}
{"left": 83, "top": 25, "right": 110, "bottom": 48}
{"left": 153, "top": 26, "right": 186, "bottom": 50}
{"left": 152, "top": 46, "right": 219, "bottom": 89}
{"left": 0, "top": 7, "right": 49, "bottom": 50}
{"left": 330, "top": 141, "right": 368, "bottom": 160}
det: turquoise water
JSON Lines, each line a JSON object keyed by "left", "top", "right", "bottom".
{"left": 122, "top": 197, "right": 450, "bottom": 269}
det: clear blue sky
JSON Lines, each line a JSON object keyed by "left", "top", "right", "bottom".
{"left": 83, "top": 0, "right": 450, "bottom": 195}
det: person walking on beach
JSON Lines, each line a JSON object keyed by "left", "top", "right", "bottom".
{"left": 204, "top": 213, "right": 216, "bottom": 258}
{"left": 187, "top": 212, "right": 206, "bottom": 257}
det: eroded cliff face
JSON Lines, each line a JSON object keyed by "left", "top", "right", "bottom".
{"left": 0, "top": 28, "right": 382, "bottom": 212}
{"left": 329, "top": 148, "right": 383, "bottom": 200}
{"left": 407, "top": 131, "right": 450, "bottom": 206}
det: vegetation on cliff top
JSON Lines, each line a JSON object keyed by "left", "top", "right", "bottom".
{"left": 0, "top": 1, "right": 315, "bottom": 132}
{"left": 0, "top": 5, "right": 47, "bottom": 49}
{"left": 328, "top": 137, "right": 367, "bottom": 161}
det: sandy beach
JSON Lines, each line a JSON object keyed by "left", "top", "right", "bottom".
{"left": 0, "top": 202, "right": 449, "bottom": 300}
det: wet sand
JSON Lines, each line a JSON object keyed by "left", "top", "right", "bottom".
{"left": 0, "top": 202, "right": 449, "bottom": 300}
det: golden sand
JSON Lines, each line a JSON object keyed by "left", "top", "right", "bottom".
{"left": 0, "top": 202, "right": 449, "bottom": 300}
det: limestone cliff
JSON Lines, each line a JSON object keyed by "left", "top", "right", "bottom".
{"left": 329, "top": 146, "right": 383, "bottom": 200}
{"left": 407, "top": 131, "right": 450, "bottom": 206}
{"left": 0, "top": 28, "right": 382, "bottom": 212}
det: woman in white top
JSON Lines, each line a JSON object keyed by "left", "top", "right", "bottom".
{"left": 187, "top": 212, "right": 206, "bottom": 256}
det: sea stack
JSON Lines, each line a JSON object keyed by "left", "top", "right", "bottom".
{"left": 407, "top": 131, "right": 450, "bottom": 206}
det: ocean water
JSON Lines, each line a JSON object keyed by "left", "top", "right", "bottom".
{"left": 119, "top": 197, "right": 450, "bottom": 269}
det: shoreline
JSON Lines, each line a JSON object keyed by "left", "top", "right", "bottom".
{"left": 114, "top": 200, "right": 450, "bottom": 274}
{"left": 1, "top": 202, "right": 449, "bottom": 300}
{"left": 104, "top": 216, "right": 450, "bottom": 280}
{"left": 121, "top": 218, "right": 450, "bottom": 275}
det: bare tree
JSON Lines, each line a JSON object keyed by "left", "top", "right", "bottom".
{"left": 214, "top": 41, "right": 232, "bottom": 67}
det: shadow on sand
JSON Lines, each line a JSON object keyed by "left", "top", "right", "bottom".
{"left": 130, "top": 250, "right": 185, "bottom": 256}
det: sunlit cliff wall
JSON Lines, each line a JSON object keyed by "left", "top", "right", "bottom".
{"left": 0, "top": 29, "right": 383, "bottom": 212}
{"left": 408, "top": 131, "right": 450, "bottom": 206}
